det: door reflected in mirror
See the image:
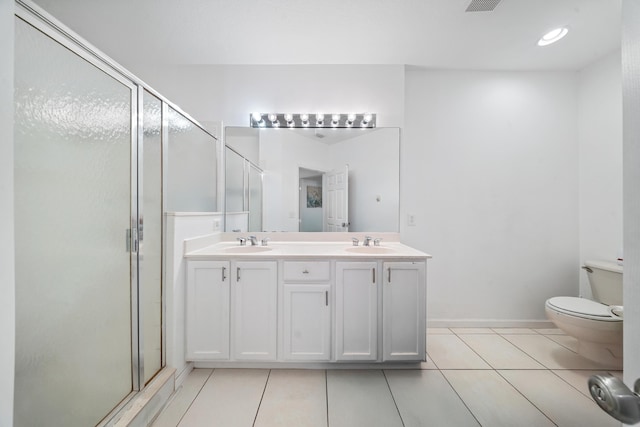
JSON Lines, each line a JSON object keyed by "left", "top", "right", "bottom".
{"left": 225, "top": 127, "right": 400, "bottom": 232}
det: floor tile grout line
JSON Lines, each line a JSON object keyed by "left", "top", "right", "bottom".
{"left": 548, "top": 369, "right": 620, "bottom": 402}
{"left": 499, "top": 334, "right": 556, "bottom": 370}
{"left": 545, "top": 334, "right": 582, "bottom": 353}
{"left": 426, "top": 351, "right": 441, "bottom": 370}
{"left": 494, "top": 369, "right": 559, "bottom": 427}
{"left": 173, "top": 367, "right": 215, "bottom": 427}
{"left": 457, "top": 331, "right": 546, "bottom": 370}
{"left": 447, "top": 330, "right": 497, "bottom": 370}
{"left": 325, "top": 369, "right": 329, "bottom": 427}
{"left": 252, "top": 369, "right": 272, "bottom": 427}
{"left": 549, "top": 369, "right": 591, "bottom": 399}
{"left": 381, "top": 369, "right": 406, "bottom": 427}
{"left": 438, "top": 369, "right": 483, "bottom": 427}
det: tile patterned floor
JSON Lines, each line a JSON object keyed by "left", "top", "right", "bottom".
{"left": 152, "top": 328, "right": 621, "bottom": 427}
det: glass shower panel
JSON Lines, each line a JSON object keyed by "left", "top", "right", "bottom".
{"left": 248, "top": 164, "right": 263, "bottom": 232}
{"left": 142, "top": 90, "right": 163, "bottom": 384}
{"left": 166, "top": 107, "right": 217, "bottom": 212}
{"left": 14, "top": 17, "right": 132, "bottom": 427}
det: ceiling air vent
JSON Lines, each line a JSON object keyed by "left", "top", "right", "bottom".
{"left": 465, "top": 0, "right": 502, "bottom": 12}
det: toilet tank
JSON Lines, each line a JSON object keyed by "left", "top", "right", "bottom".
{"left": 584, "top": 260, "right": 623, "bottom": 306}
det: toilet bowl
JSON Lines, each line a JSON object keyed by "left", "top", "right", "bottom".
{"left": 544, "top": 260, "right": 623, "bottom": 369}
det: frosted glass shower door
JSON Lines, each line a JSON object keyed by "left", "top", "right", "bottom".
{"left": 141, "top": 90, "right": 163, "bottom": 384}
{"left": 14, "top": 17, "right": 134, "bottom": 426}
{"left": 166, "top": 107, "right": 218, "bottom": 212}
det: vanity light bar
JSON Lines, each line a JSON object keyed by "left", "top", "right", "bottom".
{"left": 250, "top": 113, "right": 376, "bottom": 128}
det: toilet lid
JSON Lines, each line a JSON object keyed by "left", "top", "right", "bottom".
{"left": 546, "top": 296, "right": 622, "bottom": 322}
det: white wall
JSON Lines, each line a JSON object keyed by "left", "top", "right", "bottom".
{"left": 1, "top": 0, "right": 14, "bottom": 424}
{"left": 577, "top": 51, "right": 623, "bottom": 297}
{"left": 404, "top": 69, "right": 580, "bottom": 325}
{"left": 130, "top": 64, "right": 406, "bottom": 128}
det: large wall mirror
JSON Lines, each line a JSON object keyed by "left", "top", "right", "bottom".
{"left": 225, "top": 126, "right": 400, "bottom": 232}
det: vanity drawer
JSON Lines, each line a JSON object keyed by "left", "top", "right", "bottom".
{"left": 283, "top": 261, "right": 331, "bottom": 282}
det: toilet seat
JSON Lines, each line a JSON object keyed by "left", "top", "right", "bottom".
{"left": 546, "top": 296, "right": 622, "bottom": 322}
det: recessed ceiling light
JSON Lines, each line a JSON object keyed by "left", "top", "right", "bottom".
{"left": 537, "top": 27, "right": 569, "bottom": 46}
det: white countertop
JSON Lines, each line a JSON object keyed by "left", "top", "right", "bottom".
{"left": 185, "top": 240, "right": 431, "bottom": 260}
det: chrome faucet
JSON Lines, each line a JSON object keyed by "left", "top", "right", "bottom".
{"left": 363, "top": 236, "right": 372, "bottom": 246}
{"left": 237, "top": 237, "right": 247, "bottom": 246}
{"left": 249, "top": 236, "right": 258, "bottom": 246}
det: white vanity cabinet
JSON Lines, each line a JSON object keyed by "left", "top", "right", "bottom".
{"left": 382, "top": 261, "right": 426, "bottom": 361}
{"left": 185, "top": 260, "right": 278, "bottom": 362}
{"left": 231, "top": 261, "right": 278, "bottom": 360}
{"left": 281, "top": 261, "right": 331, "bottom": 361}
{"left": 335, "top": 261, "right": 379, "bottom": 361}
{"left": 185, "top": 260, "right": 230, "bottom": 361}
{"left": 184, "top": 239, "right": 429, "bottom": 366}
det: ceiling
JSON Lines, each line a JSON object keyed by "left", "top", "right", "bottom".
{"left": 30, "top": 0, "right": 621, "bottom": 71}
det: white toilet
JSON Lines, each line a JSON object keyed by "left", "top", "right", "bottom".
{"left": 545, "top": 260, "right": 623, "bottom": 369}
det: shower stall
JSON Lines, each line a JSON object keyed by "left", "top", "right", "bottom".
{"left": 13, "top": 2, "right": 219, "bottom": 425}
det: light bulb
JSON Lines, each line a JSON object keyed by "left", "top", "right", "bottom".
{"left": 300, "top": 114, "right": 309, "bottom": 126}
{"left": 316, "top": 113, "right": 325, "bottom": 125}
{"left": 284, "top": 114, "right": 295, "bottom": 127}
{"left": 346, "top": 114, "right": 356, "bottom": 126}
{"left": 362, "top": 113, "right": 373, "bottom": 126}
{"left": 268, "top": 114, "right": 279, "bottom": 127}
{"left": 538, "top": 27, "right": 568, "bottom": 46}
{"left": 251, "top": 112, "right": 263, "bottom": 123}
{"left": 331, "top": 114, "right": 340, "bottom": 127}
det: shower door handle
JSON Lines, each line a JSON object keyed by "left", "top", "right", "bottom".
{"left": 588, "top": 374, "right": 640, "bottom": 424}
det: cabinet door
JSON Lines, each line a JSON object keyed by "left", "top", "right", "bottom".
{"left": 382, "top": 261, "right": 426, "bottom": 361}
{"left": 335, "top": 262, "right": 378, "bottom": 361}
{"left": 186, "top": 261, "right": 230, "bottom": 361}
{"left": 232, "top": 261, "right": 278, "bottom": 360}
{"left": 283, "top": 285, "right": 331, "bottom": 361}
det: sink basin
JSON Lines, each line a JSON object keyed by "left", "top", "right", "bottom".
{"left": 224, "top": 246, "right": 273, "bottom": 254}
{"left": 344, "top": 246, "right": 396, "bottom": 254}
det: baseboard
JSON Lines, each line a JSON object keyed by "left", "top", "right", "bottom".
{"left": 427, "top": 319, "right": 555, "bottom": 329}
